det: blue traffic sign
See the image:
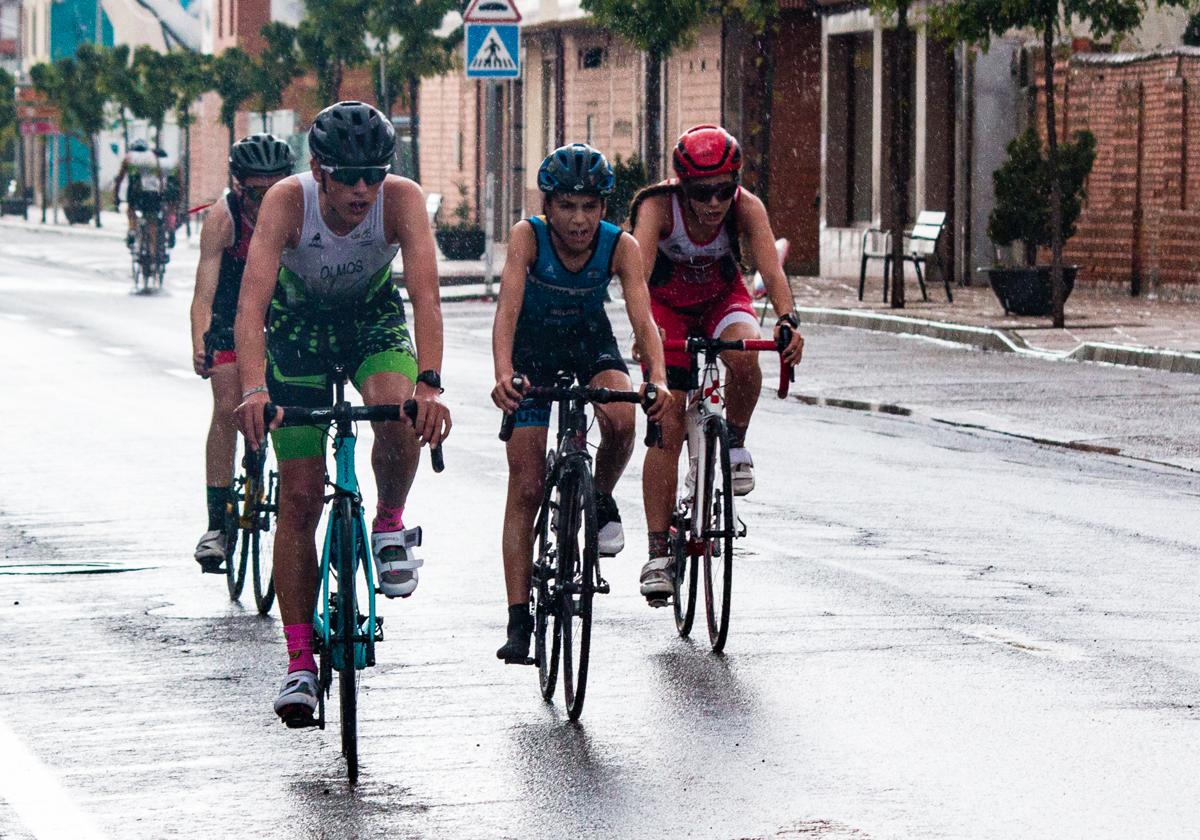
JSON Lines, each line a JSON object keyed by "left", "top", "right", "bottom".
{"left": 465, "top": 23, "right": 521, "bottom": 79}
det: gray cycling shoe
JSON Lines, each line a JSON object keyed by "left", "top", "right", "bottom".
{"left": 194, "top": 529, "right": 227, "bottom": 573}
{"left": 640, "top": 556, "right": 673, "bottom": 605}
{"left": 273, "top": 670, "right": 318, "bottom": 725}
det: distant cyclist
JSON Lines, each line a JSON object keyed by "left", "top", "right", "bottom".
{"left": 190, "top": 134, "right": 295, "bottom": 570}
{"left": 234, "top": 102, "right": 450, "bottom": 721}
{"left": 491, "top": 143, "right": 671, "bottom": 664}
{"left": 113, "top": 139, "right": 176, "bottom": 251}
{"left": 629, "top": 125, "right": 804, "bottom": 602}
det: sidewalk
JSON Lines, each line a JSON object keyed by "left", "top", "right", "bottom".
{"left": 5, "top": 209, "right": 1198, "bottom": 374}
{"left": 789, "top": 274, "right": 1200, "bottom": 375}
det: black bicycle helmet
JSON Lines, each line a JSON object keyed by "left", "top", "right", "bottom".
{"left": 308, "top": 101, "right": 395, "bottom": 167}
{"left": 229, "top": 133, "right": 295, "bottom": 179}
{"left": 537, "top": 143, "right": 615, "bottom": 196}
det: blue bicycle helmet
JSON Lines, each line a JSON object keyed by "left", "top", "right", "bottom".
{"left": 537, "top": 143, "right": 615, "bottom": 197}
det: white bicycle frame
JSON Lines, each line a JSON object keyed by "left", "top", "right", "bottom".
{"left": 681, "top": 354, "right": 733, "bottom": 539}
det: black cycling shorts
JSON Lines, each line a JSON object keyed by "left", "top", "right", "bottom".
{"left": 510, "top": 312, "right": 630, "bottom": 429}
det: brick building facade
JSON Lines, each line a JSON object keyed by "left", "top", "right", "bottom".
{"left": 1033, "top": 49, "right": 1200, "bottom": 300}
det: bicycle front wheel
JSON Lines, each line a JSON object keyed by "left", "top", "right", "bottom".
{"left": 556, "top": 460, "right": 597, "bottom": 721}
{"left": 249, "top": 456, "right": 278, "bottom": 615}
{"left": 701, "top": 419, "right": 735, "bottom": 652}
{"left": 671, "top": 511, "right": 697, "bottom": 637}
{"left": 532, "top": 493, "right": 559, "bottom": 700}
{"left": 223, "top": 488, "right": 246, "bottom": 600}
{"left": 332, "top": 497, "right": 359, "bottom": 784}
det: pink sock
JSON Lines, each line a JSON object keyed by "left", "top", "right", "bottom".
{"left": 373, "top": 503, "right": 405, "bottom": 533}
{"left": 284, "top": 623, "right": 316, "bottom": 674}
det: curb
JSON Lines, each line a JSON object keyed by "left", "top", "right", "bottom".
{"left": 0, "top": 216, "right": 126, "bottom": 242}
{"left": 796, "top": 305, "right": 1200, "bottom": 375}
{"left": 791, "top": 391, "right": 1198, "bottom": 473}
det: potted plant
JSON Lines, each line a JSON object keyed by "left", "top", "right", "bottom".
{"left": 62, "top": 181, "right": 95, "bottom": 225}
{"left": 982, "top": 127, "right": 1096, "bottom": 316}
{"left": 434, "top": 181, "right": 486, "bottom": 260}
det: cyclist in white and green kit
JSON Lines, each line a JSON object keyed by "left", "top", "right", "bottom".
{"left": 234, "top": 101, "right": 451, "bottom": 721}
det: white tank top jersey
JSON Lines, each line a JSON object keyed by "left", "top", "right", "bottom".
{"left": 656, "top": 188, "right": 740, "bottom": 269}
{"left": 278, "top": 171, "right": 401, "bottom": 306}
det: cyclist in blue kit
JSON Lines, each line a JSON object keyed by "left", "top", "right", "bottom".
{"left": 491, "top": 143, "right": 671, "bottom": 663}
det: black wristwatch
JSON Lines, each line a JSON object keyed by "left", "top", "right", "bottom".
{"left": 416, "top": 369, "right": 443, "bottom": 392}
{"left": 777, "top": 312, "right": 800, "bottom": 329}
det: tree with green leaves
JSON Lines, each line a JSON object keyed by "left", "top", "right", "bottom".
{"left": 32, "top": 48, "right": 110, "bottom": 226}
{"left": 128, "top": 46, "right": 178, "bottom": 147}
{"left": 297, "top": 0, "right": 370, "bottom": 104}
{"left": 99, "top": 45, "right": 138, "bottom": 147}
{"left": 368, "top": 0, "right": 460, "bottom": 183}
{"left": 0, "top": 68, "right": 15, "bottom": 144}
{"left": 213, "top": 48, "right": 257, "bottom": 150}
{"left": 929, "top": 0, "right": 1185, "bottom": 326}
{"left": 254, "top": 22, "right": 303, "bottom": 130}
{"left": 581, "top": 0, "right": 711, "bottom": 180}
{"left": 167, "top": 51, "right": 215, "bottom": 230}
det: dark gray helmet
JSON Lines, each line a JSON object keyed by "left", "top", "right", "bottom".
{"left": 308, "top": 101, "right": 395, "bottom": 167}
{"left": 229, "top": 133, "right": 295, "bottom": 179}
{"left": 129, "top": 139, "right": 149, "bottom": 152}
{"left": 537, "top": 143, "right": 615, "bottom": 196}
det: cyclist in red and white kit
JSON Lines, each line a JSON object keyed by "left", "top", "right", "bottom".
{"left": 630, "top": 124, "right": 804, "bottom": 600}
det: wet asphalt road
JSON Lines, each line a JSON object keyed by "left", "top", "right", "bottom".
{"left": 2, "top": 227, "right": 1200, "bottom": 839}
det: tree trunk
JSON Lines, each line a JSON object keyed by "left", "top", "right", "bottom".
{"left": 888, "top": 3, "right": 911, "bottom": 309}
{"left": 65, "top": 138, "right": 74, "bottom": 190}
{"left": 753, "top": 23, "right": 776, "bottom": 208}
{"left": 1043, "top": 23, "right": 1065, "bottom": 328}
{"left": 378, "top": 44, "right": 390, "bottom": 116}
{"left": 408, "top": 74, "right": 421, "bottom": 184}
{"left": 184, "top": 121, "right": 193, "bottom": 235}
{"left": 90, "top": 135, "right": 102, "bottom": 227}
{"left": 645, "top": 48, "right": 663, "bottom": 182}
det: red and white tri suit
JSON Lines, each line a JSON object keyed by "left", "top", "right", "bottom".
{"left": 648, "top": 188, "right": 758, "bottom": 374}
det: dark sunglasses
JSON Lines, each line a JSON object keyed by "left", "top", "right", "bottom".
{"left": 320, "top": 164, "right": 390, "bottom": 186}
{"left": 686, "top": 181, "right": 738, "bottom": 203}
{"left": 239, "top": 184, "right": 271, "bottom": 202}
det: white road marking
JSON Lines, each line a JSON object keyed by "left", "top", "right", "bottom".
{"left": 48, "top": 328, "right": 77, "bottom": 337}
{"left": 0, "top": 721, "right": 107, "bottom": 840}
{"left": 955, "top": 624, "right": 1089, "bottom": 662}
{"left": 163, "top": 368, "right": 194, "bottom": 379}
{"left": 1, "top": 312, "right": 29, "bottom": 321}
{"left": 102, "top": 347, "right": 132, "bottom": 357}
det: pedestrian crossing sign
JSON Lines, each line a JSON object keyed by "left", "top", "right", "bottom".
{"left": 465, "top": 23, "right": 521, "bottom": 79}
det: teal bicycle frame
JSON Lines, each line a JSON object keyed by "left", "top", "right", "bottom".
{"left": 316, "top": 430, "right": 378, "bottom": 671}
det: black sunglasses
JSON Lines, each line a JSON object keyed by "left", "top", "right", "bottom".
{"left": 320, "top": 164, "right": 390, "bottom": 186}
{"left": 686, "top": 181, "right": 738, "bottom": 203}
{"left": 239, "top": 184, "right": 271, "bottom": 202}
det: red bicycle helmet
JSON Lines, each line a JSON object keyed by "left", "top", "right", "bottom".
{"left": 672, "top": 124, "right": 742, "bottom": 179}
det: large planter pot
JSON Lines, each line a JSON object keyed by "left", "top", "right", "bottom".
{"left": 982, "top": 265, "right": 1077, "bottom": 316}
{"left": 435, "top": 228, "right": 487, "bottom": 260}
{"left": 63, "top": 202, "right": 94, "bottom": 225}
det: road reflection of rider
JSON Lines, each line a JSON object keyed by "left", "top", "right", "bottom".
{"left": 113, "top": 139, "right": 180, "bottom": 251}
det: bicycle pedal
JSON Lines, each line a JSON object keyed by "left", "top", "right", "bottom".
{"left": 645, "top": 595, "right": 670, "bottom": 609}
{"left": 197, "top": 559, "right": 225, "bottom": 574}
{"left": 280, "top": 709, "right": 319, "bottom": 729}
{"left": 595, "top": 581, "right": 611, "bottom": 595}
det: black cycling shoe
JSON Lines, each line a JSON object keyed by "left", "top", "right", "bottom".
{"left": 497, "top": 605, "right": 534, "bottom": 665}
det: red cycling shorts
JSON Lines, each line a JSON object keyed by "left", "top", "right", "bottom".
{"left": 650, "top": 280, "right": 758, "bottom": 380}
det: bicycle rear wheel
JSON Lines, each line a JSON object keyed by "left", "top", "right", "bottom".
{"left": 701, "top": 419, "right": 735, "bottom": 652}
{"left": 532, "top": 497, "right": 559, "bottom": 700}
{"left": 332, "top": 497, "right": 359, "bottom": 784}
{"left": 249, "top": 456, "right": 278, "bottom": 615}
{"left": 557, "top": 460, "right": 597, "bottom": 721}
{"left": 671, "top": 511, "right": 697, "bottom": 636}
{"left": 223, "top": 487, "right": 246, "bottom": 600}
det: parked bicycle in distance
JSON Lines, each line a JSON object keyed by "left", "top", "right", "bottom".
{"left": 663, "top": 326, "right": 795, "bottom": 652}
{"left": 499, "top": 375, "right": 660, "bottom": 721}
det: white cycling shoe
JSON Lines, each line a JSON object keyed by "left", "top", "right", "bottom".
{"left": 194, "top": 529, "right": 227, "bottom": 572}
{"left": 640, "top": 556, "right": 674, "bottom": 604}
{"left": 273, "top": 670, "right": 318, "bottom": 722}
{"left": 371, "top": 527, "right": 424, "bottom": 598}
{"left": 729, "top": 447, "right": 755, "bottom": 496}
